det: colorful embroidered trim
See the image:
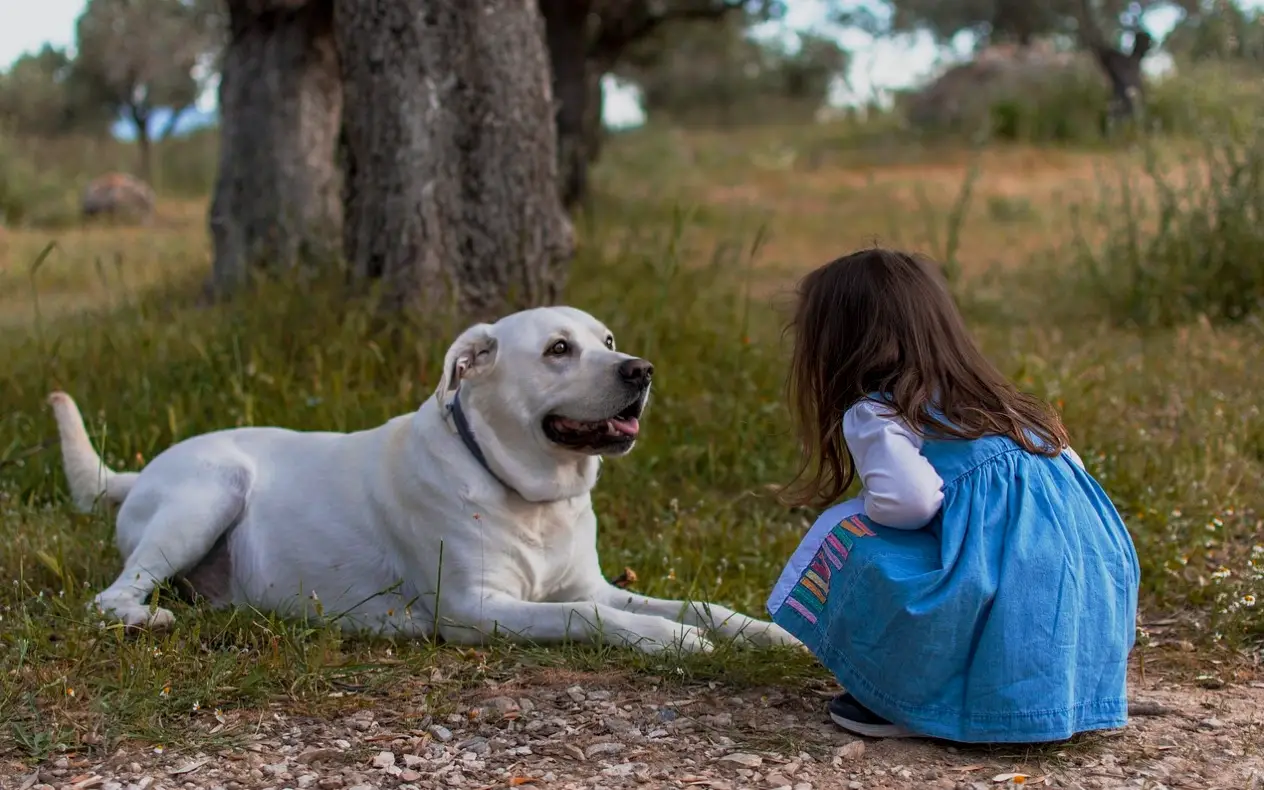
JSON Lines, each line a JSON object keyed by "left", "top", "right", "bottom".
{"left": 785, "top": 515, "right": 875, "bottom": 624}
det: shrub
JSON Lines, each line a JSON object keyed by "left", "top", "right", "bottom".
{"left": 0, "top": 131, "right": 80, "bottom": 228}
{"left": 1072, "top": 127, "right": 1264, "bottom": 327}
{"left": 985, "top": 64, "right": 1111, "bottom": 144}
{"left": 1145, "top": 61, "right": 1264, "bottom": 141}
{"left": 905, "top": 53, "right": 1264, "bottom": 146}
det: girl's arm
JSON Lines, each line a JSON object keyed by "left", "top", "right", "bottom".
{"left": 842, "top": 400, "right": 944, "bottom": 530}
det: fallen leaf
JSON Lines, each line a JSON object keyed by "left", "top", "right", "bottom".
{"left": 993, "top": 773, "right": 1030, "bottom": 783}
{"left": 168, "top": 759, "right": 211, "bottom": 776}
{"left": 509, "top": 778, "right": 539, "bottom": 787}
{"left": 835, "top": 741, "right": 865, "bottom": 760}
{"left": 719, "top": 752, "right": 763, "bottom": 768}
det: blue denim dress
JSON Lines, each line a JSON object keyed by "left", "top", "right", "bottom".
{"left": 768, "top": 433, "right": 1140, "bottom": 743}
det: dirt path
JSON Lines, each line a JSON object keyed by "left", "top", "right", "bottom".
{"left": 7, "top": 666, "right": 1262, "bottom": 790}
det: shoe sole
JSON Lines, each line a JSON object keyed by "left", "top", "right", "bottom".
{"left": 829, "top": 711, "right": 917, "bottom": 739}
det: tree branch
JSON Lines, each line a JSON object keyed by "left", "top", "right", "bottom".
{"left": 590, "top": 0, "right": 750, "bottom": 65}
{"left": 160, "top": 105, "right": 189, "bottom": 140}
{"left": 225, "top": 0, "right": 310, "bottom": 14}
{"left": 1130, "top": 30, "right": 1153, "bottom": 62}
{"left": 1073, "top": 0, "right": 1109, "bottom": 52}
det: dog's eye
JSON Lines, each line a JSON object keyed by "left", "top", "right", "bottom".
{"left": 547, "top": 340, "right": 570, "bottom": 357}
{"left": 605, "top": 335, "right": 615, "bottom": 350}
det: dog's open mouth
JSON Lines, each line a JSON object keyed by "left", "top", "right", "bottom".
{"left": 543, "top": 398, "right": 644, "bottom": 453}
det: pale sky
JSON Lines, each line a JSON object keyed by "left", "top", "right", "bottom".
{"left": 0, "top": 0, "right": 1238, "bottom": 131}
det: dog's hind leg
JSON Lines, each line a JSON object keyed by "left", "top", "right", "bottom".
{"left": 92, "top": 473, "right": 248, "bottom": 630}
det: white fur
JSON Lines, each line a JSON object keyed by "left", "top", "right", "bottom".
{"left": 49, "top": 306, "right": 800, "bottom": 654}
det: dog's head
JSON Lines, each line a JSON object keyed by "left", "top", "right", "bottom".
{"left": 434, "top": 306, "right": 653, "bottom": 501}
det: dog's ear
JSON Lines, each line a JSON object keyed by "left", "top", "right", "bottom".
{"left": 436, "top": 323, "right": 498, "bottom": 403}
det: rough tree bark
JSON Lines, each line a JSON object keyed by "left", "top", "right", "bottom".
{"left": 208, "top": 0, "right": 343, "bottom": 297}
{"left": 540, "top": 0, "right": 596, "bottom": 211}
{"left": 581, "top": 69, "right": 606, "bottom": 176}
{"left": 538, "top": 0, "right": 746, "bottom": 210}
{"left": 1091, "top": 31, "right": 1152, "bottom": 120}
{"left": 1074, "top": 0, "right": 1152, "bottom": 122}
{"left": 334, "top": 0, "right": 574, "bottom": 318}
{"left": 127, "top": 104, "right": 154, "bottom": 185}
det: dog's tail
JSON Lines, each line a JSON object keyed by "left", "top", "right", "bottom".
{"left": 47, "top": 391, "right": 139, "bottom": 512}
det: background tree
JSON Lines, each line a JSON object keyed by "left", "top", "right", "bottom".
{"left": 1165, "top": 0, "right": 1264, "bottom": 64}
{"left": 335, "top": 0, "right": 574, "bottom": 317}
{"left": 835, "top": 0, "right": 1200, "bottom": 117}
{"left": 207, "top": 0, "right": 342, "bottom": 297}
{"left": 539, "top": 0, "right": 783, "bottom": 210}
{"left": 73, "top": 0, "right": 219, "bottom": 181}
{"left": 615, "top": 12, "right": 847, "bottom": 127}
{"left": 205, "top": 0, "right": 762, "bottom": 300}
{"left": 0, "top": 46, "right": 116, "bottom": 137}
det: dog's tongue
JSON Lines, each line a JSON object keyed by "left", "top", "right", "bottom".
{"left": 609, "top": 417, "right": 640, "bottom": 437}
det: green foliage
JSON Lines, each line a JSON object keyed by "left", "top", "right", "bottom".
{"left": 0, "top": 46, "right": 116, "bottom": 138}
{"left": 73, "top": 0, "right": 219, "bottom": 161}
{"left": 1144, "top": 60, "right": 1264, "bottom": 137}
{"left": 1165, "top": 0, "right": 1264, "bottom": 64}
{"left": 0, "top": 133, "right": 80, "bottom": 229}
{"left": 0, "top": 129, "right": 217, "bottom": 228}
{"left": 1071, "top": 127, "right": 1264, "bottom": 327}
{"left": 836, "top": 0, "right": 1198, "bottom": 48}
{"left": 615, "top": 12, "right": 848, "bottom": 127}
{"left": 987, "top": 62, "right": 1112, "bottom": 143}
{"left": 902, "top": 52, "right": 1264, "bottom": 146}
{"left": 902, "top": 52, "right": 1113, "bottom": 144}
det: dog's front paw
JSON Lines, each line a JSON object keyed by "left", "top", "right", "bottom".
{"left": 637, "top": 624, "right": 713, "bottom": 655}
{"left": 728, "top": 620, "right": 806, "bottom": 650}
{"left": 90, "top": 595, "right": 176, "bottom": 632}
{"left": 756, "top": 621, "right": 806, "bottom": 650}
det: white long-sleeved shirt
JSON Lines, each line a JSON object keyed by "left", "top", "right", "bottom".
{"left": 842, "top": 399, "right": 1086, "bottom": 530}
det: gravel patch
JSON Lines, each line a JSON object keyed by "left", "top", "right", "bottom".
{"left": 5, "top": 674, "right": 1262, "bottom": 790}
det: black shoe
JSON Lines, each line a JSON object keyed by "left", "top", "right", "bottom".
{"left": 828, "top": 693, "right": 915, "bottom": 738}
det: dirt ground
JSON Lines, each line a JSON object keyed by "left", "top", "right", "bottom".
{"left": 6, "top": 662, "right": 1262, "bottom": 790}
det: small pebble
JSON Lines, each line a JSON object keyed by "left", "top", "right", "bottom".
{"left": 429, "top": 724, "right": 454, "bottom": 742}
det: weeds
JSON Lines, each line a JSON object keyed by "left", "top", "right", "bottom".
{"left": 1073, "top": 128, "right": 1264, "bottom": 327}
{"left": 0, "top": 133, "right": 79, "bottom": 228}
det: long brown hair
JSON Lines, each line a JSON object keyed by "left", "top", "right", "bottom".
{"left": 782, "top": 248, "right": 1069, "bottom": 509}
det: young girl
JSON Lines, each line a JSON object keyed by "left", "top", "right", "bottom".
{"left": 767, "top": 248, "right": 1139, "bottom": 744}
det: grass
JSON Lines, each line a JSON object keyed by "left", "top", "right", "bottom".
{"left": 1071, "top": 129, "right": 1264, "bottom": 326}
{"left": 1, "top": 118, "right": 1262, "bottom": 763}
{"left": 0, "top": 129, "right": 217, "bottom": 231}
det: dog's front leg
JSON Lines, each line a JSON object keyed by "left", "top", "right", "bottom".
{"left": 435, "top": 592, "right": 713, "bottom": 654}
{"left": 588, "top": 583, "right": 802, "bottom": 648}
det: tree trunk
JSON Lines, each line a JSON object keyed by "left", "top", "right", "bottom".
{"left": 130, "top": 104, "right": 153, "bottom": 184}
{"left": 541, "top": 0, "right": 596, "bottom": 210}
{"left": 160, "top": 105, "right": 188, "bottom": 141}
{"left": 335, "top": 0, "right": 574, "bottom": 318}
{"left": 581, "top": 65, "right": 606, "bottom": 193}
{"left": 208, "top": 0, "right": 343, "bottom": 297}
{"left": 1090, "top": 32, "right": 1151, "bottom": 122}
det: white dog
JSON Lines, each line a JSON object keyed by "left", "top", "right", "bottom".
{"left": 49, "top": 306, "right": 798, "bottom": 654}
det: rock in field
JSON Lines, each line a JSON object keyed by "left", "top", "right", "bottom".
{"left": 81, "top": 172, "right": 155, "bottom": 223}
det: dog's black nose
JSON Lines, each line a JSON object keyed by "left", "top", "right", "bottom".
{"left": 618, "top": 358, "right": 654, "bottom": 387}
